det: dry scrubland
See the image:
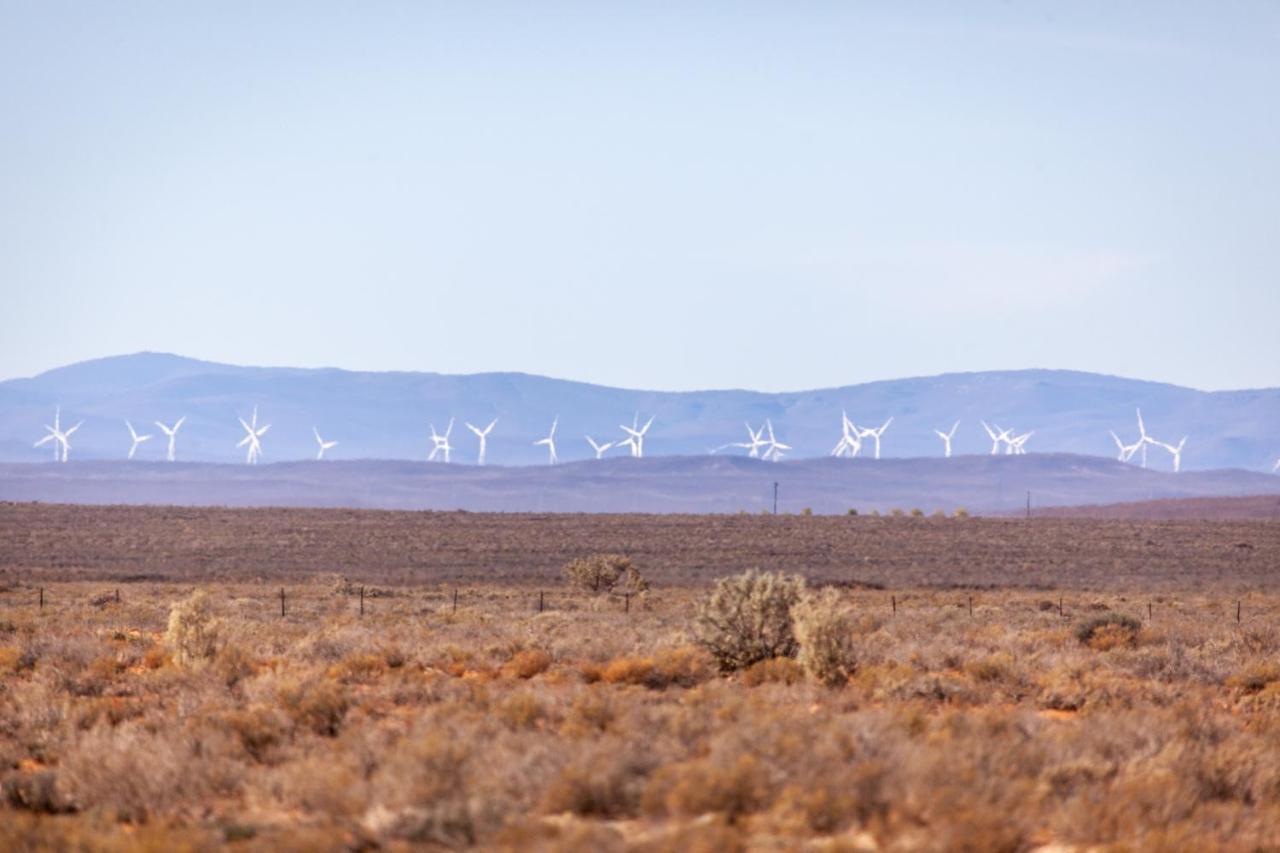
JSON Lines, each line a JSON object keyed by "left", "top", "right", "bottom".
{"left": 1, "top": 504, "right": 1280, "bottom": 850}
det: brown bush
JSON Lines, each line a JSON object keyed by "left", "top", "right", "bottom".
{"left": 792, "top": 588, "right": 857, "bottom": 686}
{"left": 563, "top": 554, "right": 644, "bottom": 594}
{"left": 277, "top": 677, "right": 350, "bottom": 736}
{"left": 741, "top": 657, "right": 805, "bottom": 687}
{"left": 1076, "top": 613, "right": 1141, "bottom": 650}
{"left": 506, "top": 648, "right": 553, "bottom": 679}
{"left": 600, "top": 646, "right": 711, "bottom": 689}
{"left": 165, "top": 589, "right": 220, "bottom": 667}
{"left": 643, "top": 755, "right": 768, "bottom": 822}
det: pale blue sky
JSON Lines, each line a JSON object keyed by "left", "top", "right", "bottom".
{"left": 2, "top": 3, "right": 1278, "bottom": 391}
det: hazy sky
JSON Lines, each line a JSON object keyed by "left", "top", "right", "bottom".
{"left": 3, "top": 3, "right": 1278, "bottom": 391}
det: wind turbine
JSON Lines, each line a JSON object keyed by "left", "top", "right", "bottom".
{"left": 1273, "top": 457, "right": 1280, "bottom": 474}
{"left": 1108, "top": 429, "right": 1143, "bottom": 463}
{"left": 761, "top": 419, "right": 791, "bottom": 462}
{"left": 155, "top": 417, "right": 186, "bottom": 462}
{"left": 716, "top": 422, "right": 768, "bottom": 458}
{"left": 1155, "top": 436, "right": 1187, "bottom": 473}
{"left": 585, "top": 436, "right": 614, "bottom": 459}
{"left": 34, "top": 406, "right": 81, "bottom": 463}
{"left": 428, "top": 418, "right": 455, "bottom": 463}
{"left": 237, "top": 406, "right": 271, "bottom": 465}
{"left": 934, "top": 421, "right": 960, "bottom": 458}
{"left": 619, "top": 413, "right": 654, "bottom": 458}
{"left": 313, "top": 427, "right": 338, "bottom": 460}
{"left": 831, "top": 412, "right": 862, "bottom": 458}
{"left": 857, "top": 417, "right": 893, "bottom": 460}
{"left": 125, "top": 421, "right": 153, "bottom": 460}
{"left": 1134, "top": 409, "right": 1152, "bottom": 468}
{"left": 533, "top": 416, "right": 559, "bottom": 464}
{"left": 466, "top": 419, "right": 497, "bottom": 465}
{"left": 1009, "top": 431, "right": 1033, "bottom": 455}
{"left": 980, "top": 421, "right": 1013, "bottom": 455}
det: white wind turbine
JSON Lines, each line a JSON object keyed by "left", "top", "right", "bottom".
{"left": 1155, "top": 436, "right": 1187, "bottom": 473}
{"left": 934, "top": 421, "right": 960, "bottom": 458}
{"left": 237, "top": 406, "right": 271, "bottom": 465}
{"left": 1134, "top": 409, "right": 1153, "bottom": 468}
{"left": 761, "top": 419, "right": 791, "bottom": 462}
{"left": 533, "top": 416, "right": 559, "bottom": 464}
{"left": 1273, "top": 456, "right": 1280, "bottom": 474}
{"left": 1109, "top": 429, "right": 1146, "bottom": 464}
{"left": 1009, "top": 430, "right": 1033, "bottom": 455}
{"left": 981, "top": 421, "right": 1013, "bottom": 455}
{"left": 831, "top": 412, "right": 862, "bottom": 458}
{"left": 33, "top": 406, "right": 82, "bottom": 463}
{"left": 715, "top": 422, "right": 768, "bottom": 458}
{"left": 618, "top": 413, "right": 655, "bottom": 458}
{"left": 585, "top": 435, "right": 614, "bottom": 459}
{"left": 125, "top": 420, "right": 153, "bottom": 460}
{"left": 155, "top": 416, "right": 186, "bottom": 462}
{"left": 466, "top": 419, "right": 497, "bottom": 465}
{"left": 313, "top": 427, "right": 338, "bottom": 460}
{"left": 857, "top": 417, "right": 893, "bottom": 460}
{"left": 428, "top": 418, "right": 455, "bottom": 463}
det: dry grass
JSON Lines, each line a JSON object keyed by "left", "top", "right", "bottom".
{"left": 0, "top": 579, "right": 1278, "bottom": 849}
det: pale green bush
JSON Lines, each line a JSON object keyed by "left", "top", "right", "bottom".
{"left": 793, "top": 589, "right": 857, "bottom": 687}
{"left": 694, "top": 570, "right": 806, "bottom": 671}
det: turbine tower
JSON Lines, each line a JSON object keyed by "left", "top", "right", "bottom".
{"left": 313, "top": 427, "right": 338, "bottom": 460}
{"left": 585, "top": 436, "right": 614, "bottom": 459}
{"left": 155, "top": 417, "right": 186, "bottom": 462}
{"left": 857, "top": 417, "right": 893, "bottom": 460}
{"left": 934, "top": 421, "right": 960, "bottom": 458}
{"left": 34, "top": 406, "right": 82, "bottom": 463}
{"left": 428, "top": 418, "right": 455, "bottom": 463}
{"left": 831, "top": 412, "right": 862, "bottom": 458}
{"left": 533, "top": 416, "right": 559, "bottom": 464}
{"left": 125, "top": 420, "right": 153, "bottom": 460}
{"left": 761, "top": 419, "right": 791, "bottom": 462}
{"left": 619, "top": 413, "right": 654, "bottom": 458}
{"left": 237, "top": 407, "right": 271, "bottom": 464}
{"left": 1134, "top": 409, "right": 1152, "bottom": 468}
{"left": 466, "top": 419, "right": 497, "bottom": 465}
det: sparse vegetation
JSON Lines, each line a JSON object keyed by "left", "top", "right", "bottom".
{"left": 3, "top": 504, "right": 1280, "bottom": 848}
{"left": 563, "top": 553, "right": 645, "bottom": 594}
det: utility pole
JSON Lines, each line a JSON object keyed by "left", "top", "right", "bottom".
{"left": 773, "top": 482, "right": 779, "bottom": 515}
{"left": 1026, "top": 490, "right": 1031, "bottom": 519}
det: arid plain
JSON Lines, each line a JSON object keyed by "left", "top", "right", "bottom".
{"left": 2, "top": 502, "right": 1280, "bottom": 850}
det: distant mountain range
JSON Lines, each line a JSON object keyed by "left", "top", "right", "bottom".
{"left": 3, "top": 454, "right": 1278, "bottom": 514}
{"left": 1, "top": 352, "right": 1278, "bottom": 471}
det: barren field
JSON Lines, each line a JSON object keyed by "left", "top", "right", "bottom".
{"left": 3, "top": 502, "right": 1279, "bottom": 591}
{"left": 3, "top": 504, "right": 1280, "bottom": 850}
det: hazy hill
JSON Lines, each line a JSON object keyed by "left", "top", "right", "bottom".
{"left": 2, "top": 454, "right": 1278, "bottom": 514}
{"left": 1, "top": 352, "right": 1278, "bottom": 471}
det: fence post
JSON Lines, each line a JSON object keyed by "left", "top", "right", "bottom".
{"left": 359, "top": 586, "right": 364, "bottom": 617}
{"left": 453, "top": 589, "right": 458, "bottom": 613}
{"left": 1148, "top": 601, "right": 1152, "bottom": 620}
{"left": 1058, "top": 596, "right": 1063, "bottom": 619}
{"left": 280, "top": 588, "right": 286, "bottom": 618}
{"left": 968, "top": 595, "right": 973, "bottom": 618}
{"left": 539, "top": 591, "right": 544, "bottom": 613}
{"left": 624, "top": 592, "right": 630, "bottom": 614}
{"left": 892, "top": 595, "right": 896, "bottom": 616}
{"left": 39, "top": 587, "right": 44, "bottom": 609}
{"left": 1237, "top": 601, "right": 1242, "bottom": 623}
{"left": 115, "top": 589, "right": 120, "bottom": 603}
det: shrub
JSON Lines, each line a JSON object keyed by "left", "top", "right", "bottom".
{"left": 165, "top": 590, "right": 220, "bottom": 667}
{"left": 1074, "top": 613, "right": 1141, "bottom": 650}
{"left": 278, "top": 677, "right": 349, "bottom": 736}
{"left": 694, "top": 570, "right": 805, "bottom": 672}
{"left": 954, "top": 507, "right": 969, "bottom": 519}
{"left": 847, "top": 508, "right": 858, "bottom": 516}
{"left": 910, "top": 508, "right": 924, "bottom": 518}
{"left": 741, "top": 657, "right": 805, "bottom": 687}
{"left": 507, "top": 648, "right": 552, "bottom": 679}
{"left": 563, "top": 554, "right": 644, "bottom": 594}
{"left": 801, "top": 507, "right": 813, "bottom": 516}
{"left": 889, "top": 508, "right": 905, "bottom": 518}
{"left": 600, "top": 647, "right": 711, "bottom": 689}
{"left": 792, "top": 589, "right": 857, "bottom": 687}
